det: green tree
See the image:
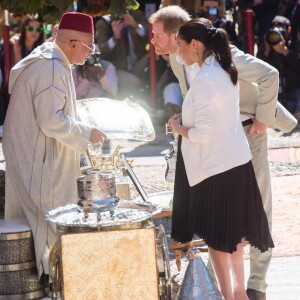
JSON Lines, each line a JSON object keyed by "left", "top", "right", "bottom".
{"left": 0, "top": 0, "right": 140, "bottom": 23}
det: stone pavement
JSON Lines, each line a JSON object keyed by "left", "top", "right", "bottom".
{"left": 128, "top": 155, "right": 300, "bottom": 299}
{"left": 1, "top": 122, "right": 300, "bottom": 299}
{"left": 106, "top": 123, "right": 300, "bottom": 299}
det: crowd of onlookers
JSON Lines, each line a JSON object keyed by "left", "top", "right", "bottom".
{"left": 0, "top": 0, "right": 300, "bottom": 131}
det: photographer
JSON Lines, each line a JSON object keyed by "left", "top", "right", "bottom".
{"left": 72, "top": 53, "right": 118, "bottom": 99}
{"left": 197, "top": 0, "right": 238, "bottom": 44}
{"left": 95, "top": 9, "right": 148, "bottom": 97}
{"left": 263, "top": 14, "right": 300, "bottom": 120}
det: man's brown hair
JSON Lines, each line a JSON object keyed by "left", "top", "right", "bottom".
{"left": 148, "top": 5, "right": 191, "bottom": 35}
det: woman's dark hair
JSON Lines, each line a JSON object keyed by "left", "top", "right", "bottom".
{"left": 178, "top": 18, "right": 238, "bottom": 84}
{"left": 19, "top": 15, "right": 45, "bottom": 59}
{"left": 76, "top": 65, "right": 94, "bottom": 81}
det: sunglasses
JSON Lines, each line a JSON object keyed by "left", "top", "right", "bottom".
{"left": 26, "top": 26, "right": 43, "bottom": 33}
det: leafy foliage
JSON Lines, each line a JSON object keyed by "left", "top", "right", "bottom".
{"left": 0, "top": 0, "right": 72, "bottom": 23}
{"left": 108, "top": 0, "right": 140, "bottom": 16}
{"left": 0, "top": 0, "right": 140, "bottom": 23}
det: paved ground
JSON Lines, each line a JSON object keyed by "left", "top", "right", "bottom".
{"left": 130, "top": 157, "right": 300, "bottom": 299}
{"left": 102, "top": 122, "right": 300, "bottom": 299}
{"left": 1, "top": 120, "right": 300, "bottom": 299}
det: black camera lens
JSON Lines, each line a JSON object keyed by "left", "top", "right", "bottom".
{"left": 85, "top": 56, "right": 96, "bottom": 66}
{"left": 85, "top": 52, "right": 101, "bottom": 66}
{"left": 112, "top": 15, "right": 124, "bottom": 21}
{"left": 266, "top": 27, "right": 283, "bottom": 45}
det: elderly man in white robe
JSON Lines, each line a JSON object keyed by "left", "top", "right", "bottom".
{"left": 2, "top": 12, "right": 107, "bottom": 281}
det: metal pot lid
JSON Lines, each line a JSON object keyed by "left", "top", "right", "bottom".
{"left": 46, "top": 200, "right": 162, "bottom": 228}
{"left": 77, "top": 97, "right": 155, "bottom": 141}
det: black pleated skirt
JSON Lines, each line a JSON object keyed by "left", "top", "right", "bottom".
{"left": 171, "top": 136, "right": 274, "bottom": 253}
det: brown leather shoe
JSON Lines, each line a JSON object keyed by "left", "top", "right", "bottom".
{"left": 246, "top": 288, "right": 266, "bottom": 300}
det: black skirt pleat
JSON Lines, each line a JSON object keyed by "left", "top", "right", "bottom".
{"left": 171, "top": 136, "right": 274, "bottom": 253}
{"left": 171, "top": 136, "right": 194, "bottom": 243}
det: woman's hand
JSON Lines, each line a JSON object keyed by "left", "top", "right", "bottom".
{"left": 168, "top": 113, "right": 182, "bottom": 133}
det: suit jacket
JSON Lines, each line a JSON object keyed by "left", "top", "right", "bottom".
{"left": 169, "top": 46, "right": 297, "bottom": 133}
{"left": 95, "top": 10, "right": 148, "bottom": 71}
{"left": 181, "top": 56, "right": 252, "bottom": 186}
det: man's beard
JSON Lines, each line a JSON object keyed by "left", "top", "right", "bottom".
{"left": 154, "top": 41, "right": 177, "bottom": 55}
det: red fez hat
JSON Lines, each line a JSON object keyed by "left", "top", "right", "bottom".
{"left": 58, "top": 12, "right": 94, "bottom": 34}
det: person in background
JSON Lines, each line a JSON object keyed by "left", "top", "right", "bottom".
{"left": 277, "top": 0, "right": 298, "bottom": 19}
{"left": 160, "top": 0, "right": 199, "bottom": 15}
{"left": 149, "top": 5, "right": 297, "bottom": 300}
{"left": 168, "top": 18, "right": 274, "bottom": 299}
{"left": 46, "top": 23, "right": 59, "bottom": 42}
{"left": 197, "top": 0, "right": 238, "bottom": 44}
{"left": 73, "top": 55, "right": 118, "bottom": 99}
{"left": 251, "top": 0, "right": 280, "bottom": 59}
{"left": 290, "top": 0, "right": 300, "bottom": 52}
{"left": 156, "top": 54, "right": 183, "bottom": 120}
{"left": 0, "top": 15, "right": 6, "bottom": 136}
{"left": 0, "top": 54, "right": 3, "bottom": 138}
{"left": 263, "top": 14, "right": 300, "bottom": 121}
{"left": 3, "top": 12, "right": 107, "bottom": 289}
{"left": 95, "top": 9, "right": 148, "bottom": 98}
{"left": 10, "top": 14, "right": 45, "bottom": 66}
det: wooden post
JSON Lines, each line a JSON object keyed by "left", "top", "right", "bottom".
{"left": 245, "top": 9, "right": 254, "bottom": 55}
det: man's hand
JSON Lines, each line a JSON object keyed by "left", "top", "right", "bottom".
{"left": 123, "top": 13, "right": 139, "bottom": 28}
{"left": 263, "top": 38, "right": 271, "bottom": 57}
{"left": 247, "top": 118, "right": 268, "bottom": 135}
{"left": 272, "top": 41, "right": 289, "bottom": 56}
{"left": 90, "top": 128, "right": 107, "bottom": 144}
{"left": 111, "top": 20, "right": 125, "bottom": 40}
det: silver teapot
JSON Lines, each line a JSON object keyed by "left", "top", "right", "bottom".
{"left": 164, "top": 123, "right": 178, "bottom": 183}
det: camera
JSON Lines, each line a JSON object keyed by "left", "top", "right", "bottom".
{"left": 265, "top": 27, "right": 286, "bottom": 45}
{"left": 111, "top": 15, "right": 124, "bottom": 22}
{"left": 208, "top": 7, "right": 218, "bottom": 15}
{"left": 85, "top": 52, "right": 101, "bottom": 66}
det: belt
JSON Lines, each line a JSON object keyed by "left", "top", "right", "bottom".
{"left": 242, "top": 118, "right": 253, "bottom": 127}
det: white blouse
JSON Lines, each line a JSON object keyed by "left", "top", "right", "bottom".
{"left": 181, "top": 55, "right": 252, "bottom": 187}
